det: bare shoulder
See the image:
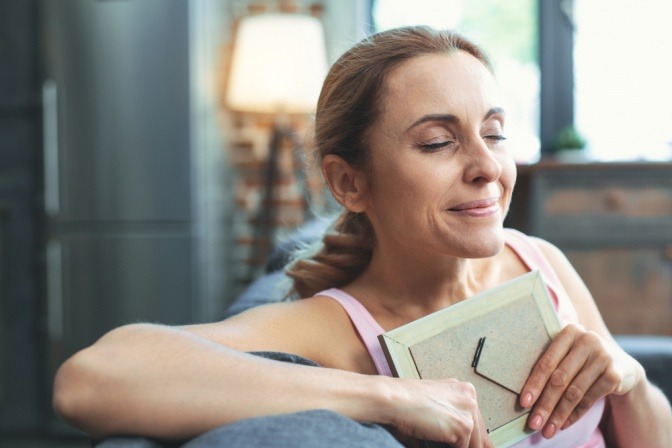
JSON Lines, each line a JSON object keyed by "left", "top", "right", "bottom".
{"left": 527, "top": 235, "right": 586, "bottom": 301}
{"left": 181, "top": 296, "right": 372, "bottom": 372}
{"left": 527, "top": 235, "right": 565, "bottom": 262}
{"left": 528, "top": 236, "right": 585, "bottom": 286}
{"left": 529, "top": 236, "right": 612, "bottom": 337}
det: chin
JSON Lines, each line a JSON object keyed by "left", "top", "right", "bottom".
{"left": 462, "top": 226, "right": 506, "bottom": 258}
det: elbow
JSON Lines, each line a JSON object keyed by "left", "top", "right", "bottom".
{"left": 53, "top": 352, "right": 88, "bottom": 421}
{"left": 52, "top": 323, "right": 157, "bottom": 437}
{"left": 53, "top": 347, "right": 104, "bottom": 436}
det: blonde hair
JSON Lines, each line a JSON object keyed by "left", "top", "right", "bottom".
{"left": 286, "top": 26, "right": 492, "bottom": 299}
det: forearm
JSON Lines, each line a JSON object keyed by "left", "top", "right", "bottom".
{"left": 603, "top": 375, "right": 672, "bottom": 447}
{"left": 53, "top": 323, "right": 389, "bottom": 440}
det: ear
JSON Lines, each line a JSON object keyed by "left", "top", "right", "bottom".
{"left": 322, "top": 154, "right": 369, "bottom": 213}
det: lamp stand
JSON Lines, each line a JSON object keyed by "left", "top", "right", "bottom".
{"left": 248, "top": 120, "right": 308, "bottom": 279}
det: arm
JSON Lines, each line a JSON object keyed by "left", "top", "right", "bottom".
{"left": 53, "top": 301, "right": 493, "bottom": 448}
{"left": 53, "top": 323, "right": 380, "bottom": 440}
{"left": 520, "top": 238, "right": 672, "bottom": 446}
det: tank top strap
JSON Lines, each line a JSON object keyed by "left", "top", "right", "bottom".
{"left": 315, "top": 288, "right": 393, "bottom": 377}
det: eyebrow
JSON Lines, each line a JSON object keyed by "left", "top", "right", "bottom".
{"left": 405, "top": 107, "right": 505, "bottom": 133}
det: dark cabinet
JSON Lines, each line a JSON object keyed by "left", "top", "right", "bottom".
{"left": 0, "top": 0, "right": 44, "bottom": 432}
{"left": 508, "top": 162, "right": 672, "bottom": 335}
{"left": 39, "top": 0, "right": 230, "bottom": 435}
{"left": 0, "top": 0, "right": 231, "bottom": 438}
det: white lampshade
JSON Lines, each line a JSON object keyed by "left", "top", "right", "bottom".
{"left": 226, "top": 13, "right": 328, "bottom": 114}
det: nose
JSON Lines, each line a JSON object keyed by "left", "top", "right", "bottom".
{"left": 462, "top": 138, "right": 502, "bottom": 184}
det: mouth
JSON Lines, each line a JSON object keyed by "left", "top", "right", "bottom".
{"left": 448, "top": 197, "right": 500, "bottom": 217}
{"left": 449, "top": 197, "right": 500, "bottom": 211}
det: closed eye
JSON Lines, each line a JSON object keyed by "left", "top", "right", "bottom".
{"left": 419, "top": 141, "right": 454, "bottom": 152}
{"left": 486, "top": 135, "right": 507, "bottom": 142}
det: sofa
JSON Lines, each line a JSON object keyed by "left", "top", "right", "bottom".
{"left": 226, "top": 218, "right": 672, "bottom": 401}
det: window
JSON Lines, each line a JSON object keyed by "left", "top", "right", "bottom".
{"left": 574, "top": 0, "right": 672, "bottom": 161}
{"left": 372, "top": 0, "right": 541, "bottom": 163}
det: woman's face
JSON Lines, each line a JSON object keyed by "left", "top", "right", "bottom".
{"left": 362, "top": 51, "right": 516, "bottom": 259}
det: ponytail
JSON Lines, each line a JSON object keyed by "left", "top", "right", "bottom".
{"left": 285, "top": 210, "right": 373, "bottom": 298}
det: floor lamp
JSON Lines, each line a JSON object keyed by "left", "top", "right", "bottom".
{"left": 226, "top": 13, "right": 328, "bottom": 276}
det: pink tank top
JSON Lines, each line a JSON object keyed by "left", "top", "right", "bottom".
{"left": 316, "top": 228, "right": 606, "bottom": 447}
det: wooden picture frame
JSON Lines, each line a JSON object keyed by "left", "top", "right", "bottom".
{"left": 378, "top": 270, "right": 562, "bottom": 448}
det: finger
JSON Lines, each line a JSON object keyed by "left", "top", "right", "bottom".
{"left": 542, "top": 349, "right": 610, "bottom": 432}
{"left": 475, "top": 410, "right": 494, "bottom": 448}
{"left": 560, "top": 368, "right": 620, "bottom": 431}
{"left": 449, "top": 412, "right": 474, "bottom": 448}
{"left": 526, "top": 339, "right": 591, "bottom": 433}
{"left": 520, "top": 325, "right": 578, "bottom": 409}
{"left": 466, "top": 410, "right": 487, "bottom": 448}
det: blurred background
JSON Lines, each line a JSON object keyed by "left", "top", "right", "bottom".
{"left": 0, "top": 0, "right": 670, "bottom": 446}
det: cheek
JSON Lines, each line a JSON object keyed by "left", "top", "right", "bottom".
{"left": 368, "top": 167, "right": 413, "bottom": 210}
{"left": 368, "top": 152, "right": 411, "bottom": 192}
{"left": 497, "top": 152, "right": 517, "bottom": 211}
{"left": 370, "top": 156, "right": 448, "bottom": 207}
{"left": 501, "top": 153, "right": 517, "bottom": 191}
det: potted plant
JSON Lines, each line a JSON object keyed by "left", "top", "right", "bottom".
{"left": 552, "top": 125, "right": 587, "bottom": 163}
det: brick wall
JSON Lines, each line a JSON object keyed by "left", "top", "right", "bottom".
{"left": 227, "top": 114, "right": 327, "bottom": 285}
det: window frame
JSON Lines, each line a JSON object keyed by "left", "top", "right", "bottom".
{"left": 539, "top": 0, "right": 574, "bottom": 156}
{"left": 368, "top": 0, "right": 573, "bottom": 157}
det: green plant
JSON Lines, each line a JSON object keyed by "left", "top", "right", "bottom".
{"left": 552, "top": 125, "right": 587, "bottom": 151}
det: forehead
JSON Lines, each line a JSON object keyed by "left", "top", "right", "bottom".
{"left": 381, "top": 51, "right": 500, "bottom": 124}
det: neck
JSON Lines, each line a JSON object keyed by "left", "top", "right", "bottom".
{"left": 346, "top": 239, "right": 502, "bottom": 328}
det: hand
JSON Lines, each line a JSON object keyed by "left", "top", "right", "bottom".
{"left": 520, "top": 323, "right": 645, "bottom": 439}
{"left": 386, "top": 377, "right": 493, "bottom": 448}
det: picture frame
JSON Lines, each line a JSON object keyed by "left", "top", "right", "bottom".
{"left": 378, "top": 270, "right": 562, "bottom": 448}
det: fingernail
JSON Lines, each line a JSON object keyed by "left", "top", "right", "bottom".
{"left": 561, "top": 420, "right": 570, "bottom": 430}
{"left": 544, "top": 423, "right": 557, "bottom": 438}
{"left": 530, "top": 415, "right": 543, "bottom": 430}
{"left": 521, "top": 392, "right": 533, "bottom": 408}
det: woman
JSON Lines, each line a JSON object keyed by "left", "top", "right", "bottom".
{"left": 54, "top": 26, "right": 672, "bottom": 448}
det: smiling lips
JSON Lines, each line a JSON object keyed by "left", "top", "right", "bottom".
{"left": 448, "top": 198, "right": 500, "bottom": 217}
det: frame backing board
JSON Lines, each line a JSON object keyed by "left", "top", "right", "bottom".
{"left": 379, "top": 270, "right": 562, "bottom": 448}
